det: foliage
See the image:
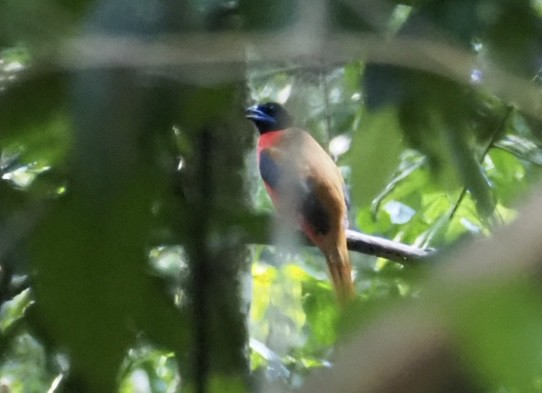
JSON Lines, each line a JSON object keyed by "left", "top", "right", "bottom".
{"left": 1, "top": 0, "right": 542, "bottom": 392}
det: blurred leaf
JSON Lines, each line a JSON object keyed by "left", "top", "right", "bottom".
{"left": 25, "top": 59, "right": 191, "bottom": 392}
{"left": 302, "top": 276, "right": 338, "bottom": 349}
{"left": 31, "top": 175, "right": 188, "bottom": 392}
{"left": 405, "top": 0, "right": 482, "bottom": 47}
{"left": 208, "top": 375, "right": 248, "bottom": 393}
{"left": 182, "top": 375, "right": 248, "bottom": 393}
{"left": 484, "top": 1, "right": 542, "bottom": 77}
{"left": 238, "top": 0, "right": 297, "bottom": 30}
{"left": 329, "top": 0, "right": 378, "bottom": 32}
{"left": 1, "top": 112, "right": 72, "bottom": 170}
{"left": 448, "top": 279, "right": 542, "bottom": 391}
{"left": 0, "top": 0, "right": 74, "bottom": 49}
{"left": 350, "top": 108, "right": 403, "bottom": 207}
{"left": 443, "top": 121, "right": 495, "bottom": 218}
{"left": 0, "top": 73, "right": 67, "bottom": 142}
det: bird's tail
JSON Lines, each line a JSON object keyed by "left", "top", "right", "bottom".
{"left": 323, "top": 236, "right": 355, "bottom": 305}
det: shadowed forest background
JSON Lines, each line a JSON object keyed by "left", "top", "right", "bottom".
{"left": 2, "top": 0, "right": 542, "bottom": 392}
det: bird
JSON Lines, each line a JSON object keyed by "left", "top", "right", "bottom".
{"left": 245, "top": 102, "right": 355, "bottom": 304}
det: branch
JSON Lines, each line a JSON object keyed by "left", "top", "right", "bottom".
{"left": 255, "top": 215, "right": 434, "bottom": 264}
{"left": 346, "top": 230, "right": 434, "bottom": 263}
{"left": 54, "top": 32, "right": 542, "bottom": 123}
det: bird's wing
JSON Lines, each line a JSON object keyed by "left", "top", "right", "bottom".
{"left": 259, "top": 141, "right": 331, "bottom": 237}
{"left": 258, "top": 148, "right": 281, "bottom": 189}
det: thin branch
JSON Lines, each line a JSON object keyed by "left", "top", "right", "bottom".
{"left": 346, "top": 229, "right": 434, "bottom": 263}
{"left": 53, "top": 33, "right": 542, "bottom": 122}
{"left": 292, "top": 228, "right": 434, "bottom": 263}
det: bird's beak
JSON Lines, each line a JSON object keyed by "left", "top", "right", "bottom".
{"left": 245, "top": 106, "right": 274, "bottom": 123}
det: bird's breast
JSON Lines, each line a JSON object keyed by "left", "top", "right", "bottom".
{"left": 257, "top": 130, "right": 284, "bottom": 157}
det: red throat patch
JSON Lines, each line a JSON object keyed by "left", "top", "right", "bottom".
{"left": 257, "top": 130, "right": 284, "bottom": 156}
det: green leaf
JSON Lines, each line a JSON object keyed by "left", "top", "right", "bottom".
{"left": 443, "top": 122, "right": 495, "bottom": 218}
{"left": 486, "top": 148, "right": 529, "bottom": 208}
{"left": 0, "top": 289, "right": 33, "bottom": 334}
{"left": 448, "top": 279, "right": 542, "bottom": 391}
{"left": 495, "top": 135, "right": 542, "bottom": 166}
{"left": 350, "top": 108, "right": 403, "bottom": 207}
{"left": 371, "top": 150, "right": 426, "bottom": 217}
{"left": 302, "top": 275, "right": 339, "bottom": 349}
{"left": 238, "top": 0, "right": 297, "bottom": 30}
{"left": 0, "top": 73, "right": 67, "bottom": 142}
{"left": 30, "top": 176, "right": 188, "bottom": 392}
{"left": 329, "top": 0, "right": 375, "bottom": 32}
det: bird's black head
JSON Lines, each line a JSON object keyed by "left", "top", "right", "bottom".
{"left": 245, "top": 102, "right": 293, "bottom": 134}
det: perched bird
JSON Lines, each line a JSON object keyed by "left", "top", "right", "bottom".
{"left": 246, "top": 102, "right": 354, "bottom": 303}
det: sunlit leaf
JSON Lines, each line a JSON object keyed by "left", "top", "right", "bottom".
{"left": 371, "top": 150, "right": 426, "bottom": 217}
{"left": 485, "top": 149, "right": 530, "bottom": 208}
{"left": 249, "top": 338, "right": 290, "bottom": 379}
{"left": 0, "top": 289, "right": 32, "bottom": 333}
{"left": 119, "top": 345, "right": 180, "bottom": 393}
{"left": 494, "top": 135, "right": 542, "bottom": 166}
{"left": 0, "top": 332, "right": 52, "bottom": 392}
{"left": 383, "top": 200, "right": 415, "bottom": 225}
